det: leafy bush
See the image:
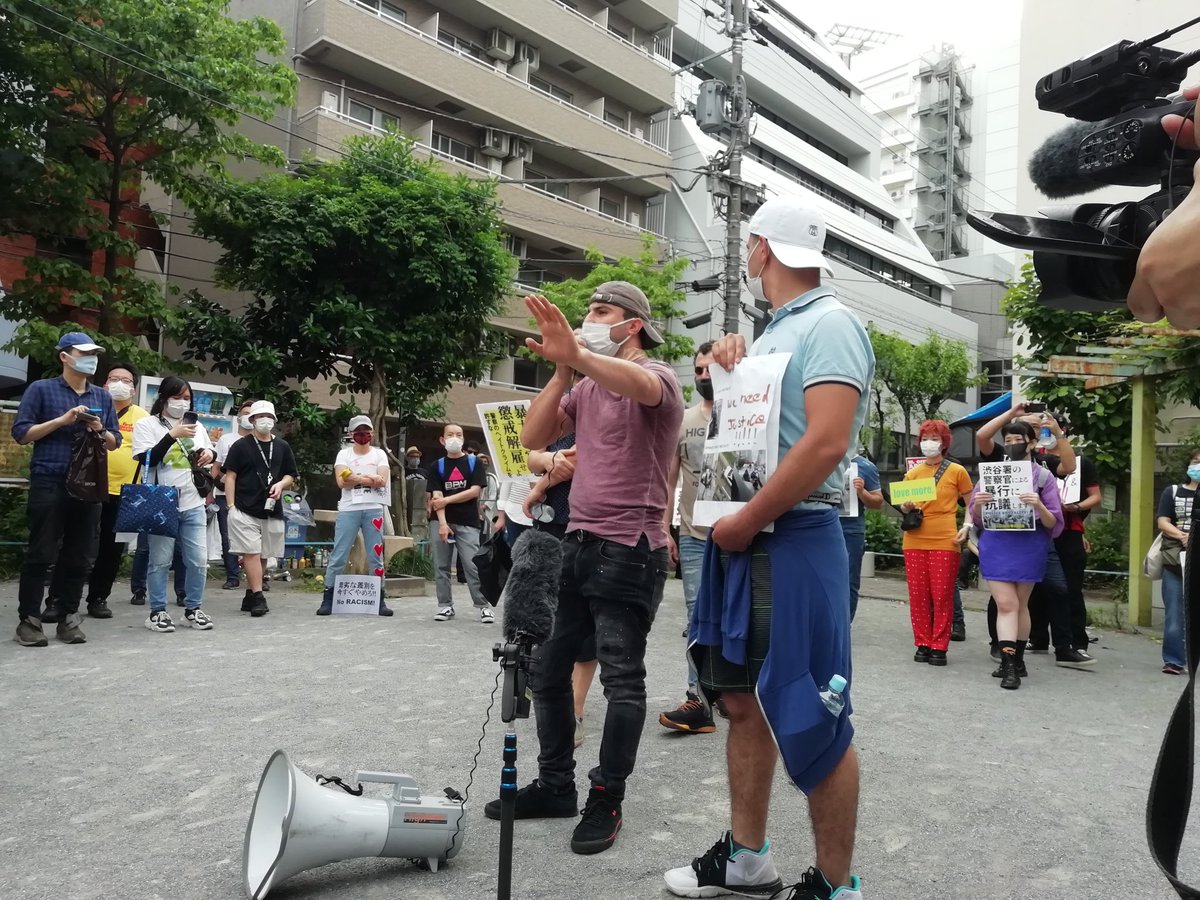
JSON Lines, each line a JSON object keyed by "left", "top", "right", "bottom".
{"left": 865, "top": 509, "right": 901, "bottom": 558}
{"left": 1085, "top": 513, "right": 1128, "bottom": 573}
{"left": 0, "top": 487, "right": 29, "bottom": 579}
{"left": 390, "top": 548, "right": 434, "bottom": 580}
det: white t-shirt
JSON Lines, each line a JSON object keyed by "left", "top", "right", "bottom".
{"left": 336, "top": 447, "right": 390, "bottom": 511}
{"left": 213, "top": 431, "right": 243, "bottom": 497}
{"left": 498, "top": 477, "right": 536, "bottom": 527}
{"left": 131, "top": 415, "right": 214, "bottom": 513}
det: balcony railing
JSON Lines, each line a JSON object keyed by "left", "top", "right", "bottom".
{"left": 307, "top": 0, "right": 670, "bottom": 152}
{"left": 297, "top": 107, "right": 669, "bottom": 239}
{"left": 549, "top": 0, "right": 672, "bottom": 69}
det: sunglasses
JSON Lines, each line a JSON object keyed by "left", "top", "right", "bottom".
{"left": 694, "top": 366, "right": 710, "bottom": 375}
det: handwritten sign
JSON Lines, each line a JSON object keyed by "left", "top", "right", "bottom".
{"left": 332, "top": 575, "right": 381, "bottom": 615}
{"left": 1057, "top": 455, "right": 1082, "bottom": 505}
{"left": 477, "top": 401, "right": 532, "bottom": 482}
{"left": 979, "top": 460, "right": 1035, "bottom": 531}
{"left": 839, "top": 463, "right": 859, "bottom": 518}
{"left": 694, "top": 353, "right": 791, "bottom": 530}
{"left": 905, "top": 457, "right": 924, "bottom": 472}
{"left": 890, "top": 477, "right": 937, "bottom": 505}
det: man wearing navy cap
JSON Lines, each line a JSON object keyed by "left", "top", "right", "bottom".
{"left": 11, "top": 331, "right": 120, "bottom": 647}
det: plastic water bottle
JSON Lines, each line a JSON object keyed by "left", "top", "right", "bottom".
{"left": 1037, "top": 414, "right": 1055, "bottom": 449}
{"left": 819, "top": 675, "right": 848, "bottom": 717}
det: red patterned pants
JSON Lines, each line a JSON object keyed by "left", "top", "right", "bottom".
{"left": 904, "top": 549, "right": 959, "bottom": 651}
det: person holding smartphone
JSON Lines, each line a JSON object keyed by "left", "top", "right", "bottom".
{"left": 11, "top": 331, "right": 119, "bottom": 647}
{"left": 132, "top": 377, "right": 215, "bottom": 633}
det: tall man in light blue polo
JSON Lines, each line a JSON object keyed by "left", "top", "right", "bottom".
{"left": 665, "top": 197, "right": 873, "bottom": 900}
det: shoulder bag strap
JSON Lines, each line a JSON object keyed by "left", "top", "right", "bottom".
{"left": 932, "top": 459, "right": 952, "bottom": 484}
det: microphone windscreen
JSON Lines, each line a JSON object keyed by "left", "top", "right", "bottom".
{"left": 1028, "top": 120, "right": 1101, "bottom": 199}
{"left": 502, "top": 529, "right": 561, "bottom": 645}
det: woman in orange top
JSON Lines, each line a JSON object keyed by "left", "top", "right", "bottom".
{"left": 899, "top": 420, "right": 973, "bottom": 665}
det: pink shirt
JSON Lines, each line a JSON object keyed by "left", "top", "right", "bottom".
{"left": 560, "top": 358, "right": 683, "bottom": 549}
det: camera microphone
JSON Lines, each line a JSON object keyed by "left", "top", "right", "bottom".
{"left": 501, "top": 529, "right": 560, "bottom": 647}
{"left": 1028, "top": 120, "right": 1105, "bottom": 198}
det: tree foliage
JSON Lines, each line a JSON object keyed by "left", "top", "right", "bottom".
{"left": 1001, "top": 261, "right": 1134, "bottom": 483}
{"left": 539, "top": 236, "right": 693, "bottom": 364}
{"left": 176, "top": 135, "right": 514, "bottom": 475}
{"left": 0, "top": 0, "right": 295, "bottom": 373}
{"left": 867, "top": 325, "right": 979, "bottom": 456}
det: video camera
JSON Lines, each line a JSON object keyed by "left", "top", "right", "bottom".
{"left": 968, "top": 18, "right": 1200, "bottom": 311}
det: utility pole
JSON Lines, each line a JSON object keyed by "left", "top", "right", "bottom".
{"left": 719, "top": 0, "right": 752, "bottom": 336}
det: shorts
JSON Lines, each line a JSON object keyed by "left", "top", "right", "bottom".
{"left": 693, "top": 509, "right": 855, "bottom": 795}
{"left": 228, "top": 506, "right": 285, "bottom": 559}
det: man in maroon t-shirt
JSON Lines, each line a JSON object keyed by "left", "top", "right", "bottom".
{"left": 483, "top": 282, "right": 683, "bottom": 855}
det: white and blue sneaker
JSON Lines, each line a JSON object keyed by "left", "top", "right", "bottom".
{"left": 780, "top": 867, "right": 863, "bottom": 900}
{"left": 144, "top": 611, "right": 175, "bottom": 633}
{"left": 664, "top": 832, "right": 784, "bottom": 898}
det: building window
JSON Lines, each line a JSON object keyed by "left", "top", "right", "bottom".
{"left": 755, "top": 26, "right": 852, "bottom": 97}
{"left": 529, "top": 75, "right": 573, "bottom": 104}
{"left": 431, "top": 131, "right": 476, "bottom": 164}
{"left": 825, "top": 236, "right": 940, "bottom": 301}
{"left": 604, "top": 109, "right": 625, "bottom": 128}
{"left": 608, "top": 23, "right": 630, "bottom": 41}
{"left": 345, "top": 99, "right": 398, "bottom": 132}
{"left": 438, "top": 29, "right": 483, "bottom": 59}
{"left": 599, "top": 197, "right": 621, "bottom": 218}
{"left": 525, "top": 167, "right": 568, "bottom": 198}
{"left": 354, "top": 0, "right": 406, "bottom": 21}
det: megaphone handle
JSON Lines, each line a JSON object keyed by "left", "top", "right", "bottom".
{"left": 353, "top": 771, "right": 422, "bottom": 802}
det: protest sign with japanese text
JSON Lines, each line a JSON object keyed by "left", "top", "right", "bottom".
{"left": 839, "top": 462, "right": 859, "bottom": 518}
{"left": 694, "top": 353, "right": 791, "bottom": 530}
{"left": 477, "top": 401, "right": 532, "bottom": 482}
{"left": 979, "top": 460, "right": 1035, "bottom": 531}
{"left": 1057, "top": 456, "right": 1082, "bottom": 505}
{"left": 332, "top": 575, "right": 381, "bottom": 615}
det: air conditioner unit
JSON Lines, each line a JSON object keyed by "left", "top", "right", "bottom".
{"left": 627, "top": 211, "right": 641, "bottom": 228}
{"left": 508, "top": 139, "right": 532, "bottom": 163}
{"left": 321, "top": 91, "right": 339, "bottom": 111}
{"left": 481, "top": 127, "right": 511, "bottom": 158}
{"left": 505, "top": 235, "right": 528, "bottom": 259}
{"left": 486, "top": 28, "right": 515, "bottom": 61}
{"left": 632, "top": 126, "right": 644, "bottom": 141}
{"left": 516, "top": 41, "right": 540, "bottom": 72}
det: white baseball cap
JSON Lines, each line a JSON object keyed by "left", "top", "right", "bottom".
{"left": 348, "top": 414, "right": 372, "bottom": 431}
{"left": 747, "top": 196, "right": 833, "bottom": 277}
{"left": 247, "top": 400, "right": 276, "bottom": 420}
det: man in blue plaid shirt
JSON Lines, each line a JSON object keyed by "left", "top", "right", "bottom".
{"left": 11, "top": 332, "right": 120, "bottom": 647}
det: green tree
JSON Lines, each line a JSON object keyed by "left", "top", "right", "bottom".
{"left": 868, "top": 326, "right": 978, "bottom": 453}
{"left": 176, "top": 135, "right": 513, "bottom": 500}
{"left": 1002, "top": 261, "right": 1134, "bottom": 483}
{"left": 0, "top": 0, "right": 295, "bottom": 373}
{"left": 539, "top": 236, "right": 693, "bottom": 363}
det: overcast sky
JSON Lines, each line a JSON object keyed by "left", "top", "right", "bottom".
{"left": 793, "top": 0, "right": 1023, "bottom": 58}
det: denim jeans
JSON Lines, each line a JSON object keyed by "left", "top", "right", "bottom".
{"left": 1162, "top": 567, "right": 1186, "bottom": 668}
{"left": 327, "top": 507, "right": 385, "bottom": 584}
{"left": 678, "top": 534, "right": 707, "bottom": 688}
{"left": 19, "top": 475, "right": 102, "bottom": 619}
{"left": 533, "top": 533, "right": 667, "bottom": 801}
{"left": 148, "top": 505, "right": 207, "bottom": 612}
{"left": 131, "top": 533, "right": 183, "bottom": 598}
{"left": 432, "top": 523, "right": 485, "bottom": 608}
{"left": 214, "top": 494, "right": 240, "bottom": 581}
{"left": 504, "top": 519, "right": 529, "bottom": 548}
{"left": 841, "top": 528, "right": 865, "bottom": 622}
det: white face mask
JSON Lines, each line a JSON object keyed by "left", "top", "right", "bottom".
{"left": 106, "top": 381, "right": 132, "bottom": 402}
{"left": 166, "top": 399, "right": 191, "bottom": 420}
{"left": 253, "top": 418, "right": 275, "bottom": 436}
{"left": 580, "top": 319, "right": 634, "bottom": 357}
{"left": 239, "top": 415, "right": 253, "bottom": 431}
{"left": 920, "top": 439, "right": 942, "bottom": 457}
{"left": 444, "top": 437, "right": 464, "bottom": 454}
{"left": 66, "top": 353, "right": 99, "bottom": 376}
{"left": 744, "top": 240, "right": 767, "bottom": 304}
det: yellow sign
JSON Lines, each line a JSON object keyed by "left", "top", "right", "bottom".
{"left": 477, "top": 401, "right": 532, "bottom": 481}
{"left": 890, "top": 478, "right": 937, "bottom": 504}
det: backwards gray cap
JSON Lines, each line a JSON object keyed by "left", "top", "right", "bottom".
{"left": 589, "top": 281, "right": 664, "bottom": 347}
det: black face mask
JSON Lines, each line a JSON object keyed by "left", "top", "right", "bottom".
{"left": 1004, "top": 443, "right": 1029, "bottom": 461}
{"left": 695, "top": 379, "right": 714, "bottom": 402}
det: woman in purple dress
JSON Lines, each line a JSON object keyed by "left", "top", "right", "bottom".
{"left": 967, "top": 421, "right": 1064, "bottom": 690}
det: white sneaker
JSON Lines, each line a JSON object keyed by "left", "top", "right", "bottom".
{"left": 480, "top": 608, "right": 495, "bottom": 624}
{"left": 184, "top": 608, "right": 214, "bottom": 630}
{"left": 433, "top": 607, "right": 455, "bottom": 622}
{"left": 145, "top": 611, "right": 175, "bottom": 633}
{"left": 664, "top": 832, "right": 783, "bottom": 898}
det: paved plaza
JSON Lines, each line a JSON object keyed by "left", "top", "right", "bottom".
{"left": 0, "top": 574, "right": 1189, "bottom": 899}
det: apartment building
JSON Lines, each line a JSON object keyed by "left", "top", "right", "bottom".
{"left": 159, "top": 0, "right": 680, "bottom": 424}
{"left": 668, "top": 1, "right": 980, "bottom": 454}
{"left": 855, "top": 38, "right": 1022, "bottom": 409}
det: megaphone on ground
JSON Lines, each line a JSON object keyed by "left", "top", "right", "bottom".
{"left": 243, "top": 750, "right": 464, "bottom": 899}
